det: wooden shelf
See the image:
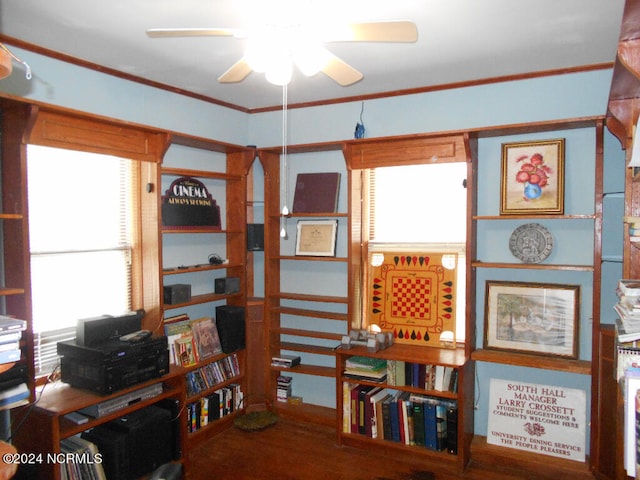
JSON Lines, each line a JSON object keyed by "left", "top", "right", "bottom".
{"left": 471, "top": 349, "right": 591, "bottom": 375}
{"left": 273, "top": 327, "right": 342, "bottom": 342}
{"left": 279, "top": 341, "right": 337, "bottom": 356}
{"left": 277, "top": 255, "right": 348, "bottom": 262}
{"left": 274, "top": 292, "right": 348, "bottom": 304}
{"left": 472, "top": 261, "right": 594, "bottom": 271}
{"left": 161, "top": 166, "right": 242, "bottom": 182}
{"left": 161, "top": 227, "right": 242, "bottom": 234}
{"left": 273, "top": 306, "right": 348, "bottom": 322}
{"left": 270, "top": 363, "right": 335, "bottom": 378}
{"left": 163, "top": 292, "right": 243, "bottom": 309}
{"left": 162, "top": 262, "right": 243, "bottom": 275}
{"left": 281, "top": 212, "right": 348, "bottom": 218}
{"left": 0, "top": 288, "right": 25, "bottom": 296}
{"left": 473, "top": 214, "right": 595, "bottom": 220}
{"left": 338, "top": 344, "right": 468, "bottom": 367}
{"left": 0, "top": 213, "right": 23, "bottom": 220}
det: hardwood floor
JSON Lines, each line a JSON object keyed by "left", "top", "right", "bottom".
{"left": 186, "top": 417, "right": 596, "bottom": 480}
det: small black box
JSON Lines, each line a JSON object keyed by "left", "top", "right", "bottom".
{"left": 163, "top": 284, "right": 191, "bottom": 305}
{"left": 76, "top": 311, "right": 143, "bottom": 346}
{"left": 247, "top": 223, "right": 264, "bottom": 251}
{"left": 214, "top": 277, "right": 240, "bottom": 294}
{"left": 216, "top": 305, "right": 246, "bottom": 353}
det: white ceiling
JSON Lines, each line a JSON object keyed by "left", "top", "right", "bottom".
{"left": 0, "top": 0, "right": 627, "bottom": 111}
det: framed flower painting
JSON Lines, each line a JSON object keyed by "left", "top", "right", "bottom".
{"left": 500, "top": 139, "right": 565, "bottom": 215}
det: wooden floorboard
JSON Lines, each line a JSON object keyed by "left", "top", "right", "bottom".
{"left": 186, "top": 418, "right": 596, "bottom": 480}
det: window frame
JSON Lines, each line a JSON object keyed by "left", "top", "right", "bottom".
{"left": 25, "top": 108, "right": 165, "bottom": 380}
{"left": 343, "top": 134, "right": 475, "bottom": 354}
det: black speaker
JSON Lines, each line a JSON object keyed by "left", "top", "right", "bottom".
{"left": 215, "top": 305, "right": 246, "bottom": 353}
{"left": 82, "top": 405, "right": 173, "bottom": 480}
{"left": 76, "top": 311, "right": 143, "bottom": 346}
{"left": 247, "top": 223, "right": 264, "bottom": 251}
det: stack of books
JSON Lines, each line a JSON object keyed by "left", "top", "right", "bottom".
{"left": 0, "top": 315, "right": 26, "bottom": 365}
{"left": 344, "top": 356, "right": 388, "bottom": 383}
{"left": 270, "top": 354, "right": 301, "bottom": 368}
{"left": 615, "top": 279, "right": 640, "bottom": 343}
{"left": 277, "top": 375, "right": 292, "bottom": 403}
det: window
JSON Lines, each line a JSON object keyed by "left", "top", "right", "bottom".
{"left": 27, "top": 145, "right": 136, "bottom": 376}
{"left": 366, "top": 162, "right": 467, "bottom": 341}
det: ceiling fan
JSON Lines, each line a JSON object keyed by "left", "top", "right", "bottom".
{"left": 146, "top": 20, "right": 417, "bottom": 86}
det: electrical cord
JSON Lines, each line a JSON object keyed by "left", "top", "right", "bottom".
{"left": 7, "top": 363, "right": 59, "bottom": 442}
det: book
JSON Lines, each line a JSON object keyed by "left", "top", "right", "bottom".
{"left": 190, "top": 317, "right": 223, "bottom": 360}
{"left": 0, "top": 316, "right": 26, "bottom": 333}
{"left": 446, "top": 402, "right": 459, "bottom": 454}
{"left": 620, "top": 279, "right": 640, "bottom": 296}
{"left": 175, "top": 336, "right": 198, "bottom": 366}
{"left": 0, "top": 382, "right": 29, "bottom": 409}
{"left": 617, "top": 317, "right": 640, "bottom": 343}
{"left": 625, "top": 368, "right": 640, "bottom": 476}
{"left": 292, "top": 172, "right": 341, "bottom": 213}
{"left": 0, "top": 349, "right": 20, "bottom": 365}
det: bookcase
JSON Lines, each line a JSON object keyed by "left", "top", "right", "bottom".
{"left": 158, "top": 134, "right": 255, "bottom": 448}
{"left": 335, "top": 344, "right": 473, "bottom": 473}
{"left": 0, "top": 101, "right": 35, "bottom": 403}
{"left": 259, "top": 142, "right": 348, "bottom": 424}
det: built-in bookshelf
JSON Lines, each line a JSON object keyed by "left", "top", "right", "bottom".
{"left": 158, "top": 134, "right": 254, "bottom": 449}
{"left": 335, "top": 344, "right": 473, "bottom": 473}
{"left": 259, "top": 143, "right": 347, "bottom": 425}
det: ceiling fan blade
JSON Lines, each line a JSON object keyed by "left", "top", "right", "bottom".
{"left": 146, "top": 28, "right": 238, "bottom": 38}
{"left": 218, "top": 58, "right": 252, "bottom": 83}
{"left": 321, "top": 52, "right": 363, "bottom": 86}
{"left": 327, "top": 21, "right": 418, "bottom": 43}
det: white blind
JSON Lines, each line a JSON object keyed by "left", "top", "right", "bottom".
{"left": 27, "top": 145, "right": 134, "bottom": 376}
{"left": 369, "top": 163, "right": 467, "bottom": 243}
{"left": 367, "top": 162, "right": 467, "bottom": 340}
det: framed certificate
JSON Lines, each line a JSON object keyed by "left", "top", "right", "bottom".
{"left": 295, "top": 220, "right": 338, "bottom": 257}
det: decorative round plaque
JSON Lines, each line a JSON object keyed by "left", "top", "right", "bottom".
{"left": 508, "top": 223, "right": 553, "bottom": 264}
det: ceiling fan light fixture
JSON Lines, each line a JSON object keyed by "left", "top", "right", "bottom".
{"left": 292, "top": 43, "right": 330, "bottom": 77}
{"left": 265, "top": 55, "right": 293, "bottom": 86}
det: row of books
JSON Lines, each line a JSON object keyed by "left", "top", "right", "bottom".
{"left": 185, "top": 353, "right": 240, "bottom": 397}
{"left": 164, "top": 314, "right": 223, "bottom": 367}
{"left": 387, "top": 361, "right": 458, "bottom": 393}
{"left": 343, "top": 382, "right": 458, "bottom": 454}
{"left": 186, "top": 384, "right": 243, "bottom": 433}
{"left": 59, "top": 435, "right": 106, "bottom": 480}
{"left": 343, "top": 356, "right": 458, "bottom": 393}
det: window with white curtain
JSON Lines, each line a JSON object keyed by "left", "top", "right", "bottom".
{"left": 27, "top": 145, "right": 135, "bottom": 376}
{"left": 367, "top": 162, "right": 467, "bottom": 341}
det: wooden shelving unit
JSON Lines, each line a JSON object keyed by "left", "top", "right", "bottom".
{"left": 11, "top": 370, "right": 185, "bottom": 480}
{"left": 335, "top": 344, "right": 473, "bottom": 473}
{"left": 259, "top": 144, "right": 348, "bottom": 425}
{"left": 158, "top": 135, "right": 255, "bottom": 454}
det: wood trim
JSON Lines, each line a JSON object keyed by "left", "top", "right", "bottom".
{"left": 343, "top": 134, "right": 468, "bottom": 170}
{"left": 27, "top": 108, "right": 168, "bottom": 162}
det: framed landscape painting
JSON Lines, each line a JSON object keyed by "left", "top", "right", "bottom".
{"left": 484, "top": 281, "right": 579, "bottom": 358}
{"left": 500, "top": 139, "right": 565, "bottom": 215}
